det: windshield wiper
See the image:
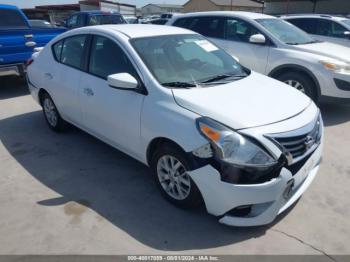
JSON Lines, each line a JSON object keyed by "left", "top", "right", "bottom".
{"left": 201, "top": 73, "right": 247, "bottom": 84}
{"left": 161, "top": 81, "right": 197, "bottom": 88}
{"left": 286, "top": 40, "right": 320, "bottom": 45}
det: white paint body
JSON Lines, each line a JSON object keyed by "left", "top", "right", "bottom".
{"left": 168, "top": 12, "right": 350, "bottom": 102}
{"left": 27, "top": 25, "right": 323, "bottom": 226}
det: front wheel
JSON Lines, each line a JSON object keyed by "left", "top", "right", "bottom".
{"left": 151, "top": 145, "right": 202, "bottom": 208}
{"left": 276, "top": 72, "right": 317, "bottom": 102}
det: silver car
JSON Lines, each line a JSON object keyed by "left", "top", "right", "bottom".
{"left": 168, "top": 11, "right": 350, "bottom": 104}
{"left": 282, "top": 14, "right": 350, "bottom": 48}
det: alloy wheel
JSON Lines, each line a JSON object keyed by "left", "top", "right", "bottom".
{"left": 284, "top": 79, "right": 306, "bottom": 93}
{"left": 156, "top": 155, "right": 191, "bottom": 200}
{"left": 43, "top": 97, "right": 58, "bottom": 127}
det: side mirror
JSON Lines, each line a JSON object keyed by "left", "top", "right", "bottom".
{"left": 249, "top": 34, "right": 266, "bottom": 44}
{"left": 107, "top": 73, "right": 138, "bottom": 90}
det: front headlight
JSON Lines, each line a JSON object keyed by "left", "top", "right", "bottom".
{"left": 196, "top": 117, "right": 277, "bottom": 169}
{"left": 320, "top": 60, "right": 350, "bottom": 74}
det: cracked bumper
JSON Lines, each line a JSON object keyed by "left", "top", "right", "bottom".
{"left": 187, "top": 142, "right": 323, "bottom": 227}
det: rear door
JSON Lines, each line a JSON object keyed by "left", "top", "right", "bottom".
{"left": 0, "top": 8, "right": 34, "bottom": 65}
{"left": 48, "top": 34, "right": 88, "bottom": 124}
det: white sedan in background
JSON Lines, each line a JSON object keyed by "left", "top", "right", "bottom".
{"left": 27, "top": 25, "right": 323, "bottom": 226}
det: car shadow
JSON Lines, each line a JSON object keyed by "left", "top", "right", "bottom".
{"left": 320, "top": 103, "right": 350, "bottom": 127}
{"left": 0, "top": 110, "right": 272, "bottom": 251}
{"left": 0, "top": 76, "right": 29, "bottom": 100}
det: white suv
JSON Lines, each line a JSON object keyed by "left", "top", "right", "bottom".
{"left": 282, "top": 14, "right": 350, "bottom": 48}
{"left": 168, "top": 11, "right": 350, "bottom": 104}
{"left": 27, "top": 25, "right": 323, "bottom": 226}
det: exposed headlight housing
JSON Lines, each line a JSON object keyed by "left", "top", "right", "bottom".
{"left": 320, "top": 60, "right": 350, "bottom": 75}
{"left": 196, "top": 117, "right": 277, "bottom": 170}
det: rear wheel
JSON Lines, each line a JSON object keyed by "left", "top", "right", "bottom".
{"left": 151, "top": 144, "right": 202, "bottom": 208}
{"left": 41, "top": 93, "right": 67, "bottom": 132}
{"left": 276, "top": 72, "right": 317, "bottom": 102}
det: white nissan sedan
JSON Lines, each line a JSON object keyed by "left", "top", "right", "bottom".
{"left": 27, "top": 25, "right": 323, "bottom": 227}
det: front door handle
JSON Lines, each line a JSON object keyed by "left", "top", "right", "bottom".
{"left": 83, "top": 88, "right": 94, "bottom": 96}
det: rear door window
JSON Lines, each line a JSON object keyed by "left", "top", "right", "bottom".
{"left": 88, "top": 15, "right": 125, "bottom": 25}
{"left": 0, "top": 9, "right": 27, "bottom": 28}
{"left": 173, "top": 18, "right": 189, "bottom": 28}
{"left": 67, "top": 15, "right": 78, "bottom": 28}
{"left": 76, "top": 14, "right": 85, "bottom": 28}
{"left": 60, "top": 35, "right": 87, "bottom": 70}
{"left": 52, "top": 40, "right": 64, "bottom": 61}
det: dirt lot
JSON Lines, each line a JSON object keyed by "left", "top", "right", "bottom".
{"left": 0, "top": 76, "right": 349, "bottom": 256}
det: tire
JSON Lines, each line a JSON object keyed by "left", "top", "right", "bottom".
{"left": 151, "top": 144, "right": 202, "bottom": 208}
{"left": 41, "top": 93, "right": 67, "bottom": 132}
{"left": 276, "top": 72, "right": 317, "bottom": 102}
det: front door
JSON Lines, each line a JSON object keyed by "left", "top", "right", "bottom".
{"left": 79, "top": 35, "right": 145, "bottom": 157}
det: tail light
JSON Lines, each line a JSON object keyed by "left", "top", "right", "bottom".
{"left": 26, "top": 58, "right": 34, "bottom": 66}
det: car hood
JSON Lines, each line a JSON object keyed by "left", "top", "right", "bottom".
{"left": 292, "top": 42, "right": 350, "bottom": 62}
{"left": 172, "top": 72, "right": 311, "bottom": 130}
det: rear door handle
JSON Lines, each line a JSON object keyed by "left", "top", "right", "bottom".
{"left": 25, "top": 41, "right": 36, "bottom": 47}
{"left": 83, "top": 88, "right": 94, "bottom": 96}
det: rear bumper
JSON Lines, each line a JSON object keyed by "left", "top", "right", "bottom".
{"left": 187, "top": 141, "right": 323, "bottom": 227}
{"left": 0, "top": 63, "right": 25, "bottom": 77}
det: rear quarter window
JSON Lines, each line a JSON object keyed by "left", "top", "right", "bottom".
{"left": 52, "top": 40, "right": 63, "bottom": 62}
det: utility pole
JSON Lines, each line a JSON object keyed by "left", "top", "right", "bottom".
{"left": 286, "top": 0, "right": 290, "bottom": 14}
{"left": 231, "top": 0, "right": 233, "bottom": 11}
{"left": 312, "top": 0, "right": 317, "bottom": 13}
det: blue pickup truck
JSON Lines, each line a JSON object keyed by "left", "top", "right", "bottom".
{"left": 64, "top": 10, "right": 126, "bottom": 29}
{"left": 0, "top": 4, "right": 66, "bottom": 77}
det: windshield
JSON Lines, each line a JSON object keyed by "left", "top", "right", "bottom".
{"left": 257, "top": 18, "right": 316, "bottom": 45}
{"left": 131, "top": 34, "right": 248, "bottom": 87}
{"left": 342, "top": 19, "right": 350, "bottom": 27}
{"left": 88, "top": 15, "right": 125, "bottom": 25}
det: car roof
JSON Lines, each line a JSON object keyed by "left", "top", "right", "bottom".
{"left": 173, "top": 11, "right": 275, "bottom": 20}
{"left": 73, "top": 10, "right": 122, "bottom": 15}
{"left": 81, "top": 24, "right": 196, "bottom": 38}
{"left": 0, "top": 4, "right": 18, "bottom": 10}
{"left": 281, "top": 14, "right": 348, "bottom": 21}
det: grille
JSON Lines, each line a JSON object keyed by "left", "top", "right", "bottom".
{"left": 270, "top": 114, "right": 322, "bottom": 164}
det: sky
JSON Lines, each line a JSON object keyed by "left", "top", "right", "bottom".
{"left": 0, "top": 0, "right": 188, "bottom": 8}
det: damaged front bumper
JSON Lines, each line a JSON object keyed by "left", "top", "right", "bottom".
{"left": 187, "top": 141, "right": 323, "bottom": 227}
